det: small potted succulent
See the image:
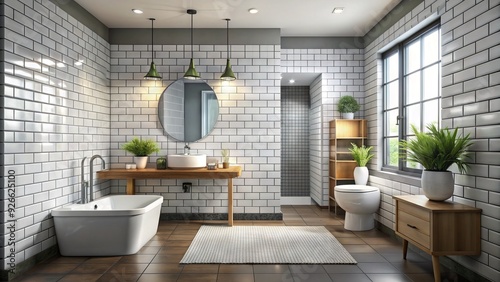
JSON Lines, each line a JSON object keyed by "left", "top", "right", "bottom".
{"left": 122, "top": 137, "right": 160, "bottom": 169}
{"left": 338, "top": 95, "right": 360, "bottom": 119}
{"left": 400, "top": 124, "right": 472, "bottom": 201}
{"left": 221, "top": 149, "right": 230, "bottom": 169}
{"left": 349, "top": 143, "right": 374, "bottom": 185}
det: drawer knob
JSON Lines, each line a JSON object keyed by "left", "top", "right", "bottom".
{"left": 407, "top": 224, "right": 418, "bottom": 229}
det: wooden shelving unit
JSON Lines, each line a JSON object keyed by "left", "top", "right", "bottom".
{"left": 328, "top": 119, "right": 367, "bottom": 213}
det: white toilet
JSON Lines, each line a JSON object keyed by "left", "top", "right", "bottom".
{"left": 334, "top": 185, "right": 381, "bottom": 231}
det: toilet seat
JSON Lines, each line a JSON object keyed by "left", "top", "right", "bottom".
{"left": 335, "top": 185, "right": 379, "bottom": 193}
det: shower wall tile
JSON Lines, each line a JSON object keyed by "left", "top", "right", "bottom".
{"left": 364, "top": 0, "right": 500, "bottom": 280}
{"left": 1, "top": 0, "right": 111, "bottom": 268}
{"left": 281, "top": 86, "right": 310, "bottom": 197}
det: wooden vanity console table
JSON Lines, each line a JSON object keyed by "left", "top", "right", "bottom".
{"left": 393, "top": 195, "right": 481, "bottom": 282}
{"left": 97, "top": 166, "right": 242, "bottom": 226}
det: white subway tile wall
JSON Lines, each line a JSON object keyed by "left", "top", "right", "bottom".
{"left": 281, "top": 49, "right": 365, "bottom": 206}
{"left": 364, "top": 0, "right": 499, "bottom": 280}
{"left": 1, "top": 0, "right": 499, "bottom": 280}
{"left": 109, "top": 43, "right": 281, "bottom": 216}
{"left": 309, "top": 75, "right": 324, "bottom": 205}
{"left": 2, "top": 0, "right": 111, "bottom": 267}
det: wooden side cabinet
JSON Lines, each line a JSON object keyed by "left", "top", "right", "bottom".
{"left": 393, "top": 195, "right": 481, "bottom": 282}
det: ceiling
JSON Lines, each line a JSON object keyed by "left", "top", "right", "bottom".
{"left": 281, "top": 73, "right": 320, "bottom": 86}
{"left": 74, "top": 0, "right": 401, "bottom": 86}
{"left": 74, "top": 0, "right": 401, "bottom": 37}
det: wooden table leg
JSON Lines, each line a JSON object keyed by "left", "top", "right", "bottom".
{"left": 228, "top": 178, "right": 233, "bottom": 226}
{"left": 403, "top": 239, "right": 408, "bottom": 259}
{"left": 126, "top": 179, "right": 135, "bottom": 195}
{"left": 432, "top": 255, "right": 441, "bottom": 282}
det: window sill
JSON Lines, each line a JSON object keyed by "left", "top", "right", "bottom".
{"left": 370, "top": 169, "right": 421, "bottom": 187}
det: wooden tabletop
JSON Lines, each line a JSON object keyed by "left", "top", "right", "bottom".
{"left": 393, "top": 195, "right": 481, "bottom": 212}
{"left": 97, "top": 166, "right": 242, "bottom": 180}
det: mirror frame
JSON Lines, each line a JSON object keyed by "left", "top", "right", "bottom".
{"left": 157, "top": 78, "right": 219, "bottom": 142}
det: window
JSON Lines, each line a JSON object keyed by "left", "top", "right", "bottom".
{"left": 382, "top": 21, "right": 441, "bottom": 173}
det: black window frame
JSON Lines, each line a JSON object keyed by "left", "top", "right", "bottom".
{"left": 382, "top": 20, "right": 442, "bottom": 175}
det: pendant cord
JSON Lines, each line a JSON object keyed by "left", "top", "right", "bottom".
{"left": 190, "top": 14, "right": 194, "bottom": 58}
{"left": 151, "top": 19, "right": 154, "bottom": 61}
{"left": 226, "top": 19, "right": 229, "bottom": 59}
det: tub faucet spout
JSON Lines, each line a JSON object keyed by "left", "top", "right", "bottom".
{"left": 184, "top": 143, "right": 190, "bottom": 155}
{"left": 89, "top": 155, "right": 106, "bottom": 202}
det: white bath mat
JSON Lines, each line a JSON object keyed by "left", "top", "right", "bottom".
{"left": 180, "top": 225, "right": 357, "bottom": 264}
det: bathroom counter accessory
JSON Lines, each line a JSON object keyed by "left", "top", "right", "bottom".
{"left": 393, "top": 195, "right": 481, "bottom": 282}
{"left": 97, "top": 166, "right": 242, "bottom": 226}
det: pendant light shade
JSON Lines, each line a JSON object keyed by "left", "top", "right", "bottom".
{"left": 144, "top": 18, "right": 161, "bottom": 80}
{"left": 184, "top": 9, "right": 200, "bottom": 80}
{"left": 220, "top": 19, "right": 236, "bottom": 81}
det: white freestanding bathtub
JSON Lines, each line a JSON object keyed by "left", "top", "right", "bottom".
{"left": 52, "top": 195, "right": 163, "bottom": 256}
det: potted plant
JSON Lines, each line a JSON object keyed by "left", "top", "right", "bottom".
{"left": 122, "top": 137, "right": 160, "bottom": 169}
{"left": 338, "top": 95, "right": 360, "bottom": 119}
{"left": 349, "top": 143, "right": 374, "bottom": 185}
{"left": 400, "top": 124, "right": 473, "bottom": 201}
{"left": 221, "top": 149, "right": 230, "bottom": 169}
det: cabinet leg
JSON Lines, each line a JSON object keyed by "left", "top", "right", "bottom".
{"left": 402, "top": 239, "right": 408, "bottom": 259}
{"left": 431, "top": 255, "right": 441, "bottom": 282}
{"left": 126, "top": 179, "right": 135, "bottom": 195}
{"left": 228, "top": 178, "right": 233, "bottom": 226}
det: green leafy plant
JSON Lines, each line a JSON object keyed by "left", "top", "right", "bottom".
{"left": 400, "top": 124, "right": 473, "bottom": 173}
{"left": 338, "top": 95, "right": 360, "bottom": 113}
{"left": 122, "top": 137, "right": 160, "bottom": 156}
{"left": 349, "top": 143, "right": 374, "bottom": 167}
{"left": 221, "top": 149, "right": 230, "bottom": 163}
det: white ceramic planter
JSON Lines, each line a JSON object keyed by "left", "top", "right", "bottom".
{"left": 342, "top": 112, "right": 354, "bottom": 119}
{"left": 421, "top": 170, "right": 454, "bottom": 201}
{"left": 353, "top": 166, "right": 369, "bottom": 185}
{"left": 135, "top": 156, "right": 148, "bottom": 169}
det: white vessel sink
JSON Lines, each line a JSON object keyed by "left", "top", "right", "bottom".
{"left": 167, "top": 154, "right": 206, "bottom": 169}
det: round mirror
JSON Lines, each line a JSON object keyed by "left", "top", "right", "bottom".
{"left": 158, "top": 78, "right": 219, "bottom": 142}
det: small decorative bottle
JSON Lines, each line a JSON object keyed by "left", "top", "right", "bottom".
{"left": 156, "top": 157, "right": 167, "bottom": 170}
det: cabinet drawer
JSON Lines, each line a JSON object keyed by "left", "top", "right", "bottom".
{"left": 397, "top": 204, "right": 430, "bottom": 249}
{"left": 399, "top": 202, "right": 430, "bottom": 221}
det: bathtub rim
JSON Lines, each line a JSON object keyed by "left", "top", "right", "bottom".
{"left": 51, "top": 195, "right": 164, "bottom": 217}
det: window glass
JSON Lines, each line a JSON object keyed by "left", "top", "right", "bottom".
{"left": 423, "top": 29, "right": 440, "bottom": 66}
{"left": 386, "top": 53, "right": 399, "bottom": 82}
{"left": 386, "top": 81, "right": 399, "bottom": 109}
{"left": 423, "top": 64, "right": 439, "bottom": 100}
{"left": 406, "top": 40, "right": 421, "bottom": 74}
{"left": 406, "top": 72, "right": 421, "bottom": 104}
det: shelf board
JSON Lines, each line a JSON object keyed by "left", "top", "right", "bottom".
{"left": 330, "top": 138, "right": 366, "bottom": 141}
{"left": 329, "top": 177, "right": 355, "bottom": 181}
{"left": 336, "top": 137, "right": 366, "bottom": 140}
{"left": 336, "top": 160, "right": 356, "bottom": 163}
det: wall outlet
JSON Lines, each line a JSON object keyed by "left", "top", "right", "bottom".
{"left": 182, "top": 182, "right": 192, "bottom": 193}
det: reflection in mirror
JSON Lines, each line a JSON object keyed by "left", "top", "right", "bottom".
{"left": 158, "top": 78, "right": 219, "bottom": 142}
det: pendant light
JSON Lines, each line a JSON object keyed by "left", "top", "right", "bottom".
{"left": 144, "top": 18, "right": 161, "bottom": 80}
{"left": 183, "top": 9, "right": 200, "bottom": 79}
{"left": 220, "top": 18, "right": 236, "bottom": 81}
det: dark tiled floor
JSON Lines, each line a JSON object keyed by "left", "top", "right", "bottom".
{"left": 13, "top": 205, "right": 466, "bottom": 282}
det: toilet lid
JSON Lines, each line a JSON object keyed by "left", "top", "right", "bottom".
{"left": 335, "top": 185, "right": 379, "bottom": 193}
